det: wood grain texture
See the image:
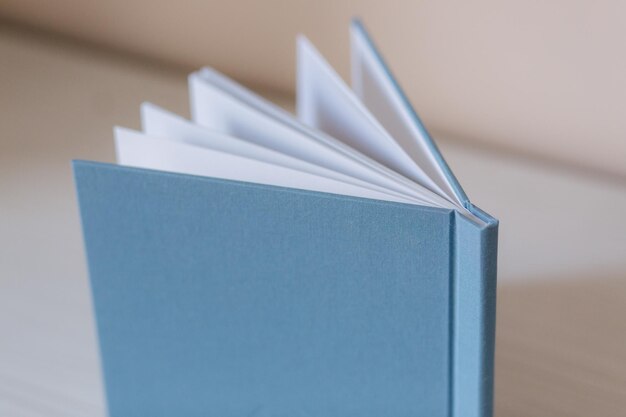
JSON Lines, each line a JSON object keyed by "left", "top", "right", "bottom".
{"left": 496, "top": 275, "right": 626, "bottom": 417}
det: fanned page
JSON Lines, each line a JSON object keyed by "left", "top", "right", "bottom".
{"left": 349, "top": 21, "right": 467, "bottom": 206}
{"left": 115, "top": 21, "right": 478, "bottom": 221}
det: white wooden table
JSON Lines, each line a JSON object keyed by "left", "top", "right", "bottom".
{"left": 1, "top": 24, "right": 625, "bottom": 417}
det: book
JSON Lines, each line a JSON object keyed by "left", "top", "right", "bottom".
{"left": 74, "top": 19, "right": 498, "bottom": 417}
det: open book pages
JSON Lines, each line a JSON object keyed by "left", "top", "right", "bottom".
{"left": 115, "top": 20, "right": 480, "bottom": 223}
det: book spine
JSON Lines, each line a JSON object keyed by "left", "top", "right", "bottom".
{"left": 451, "top": 209, "right": 498, "bottom": 417}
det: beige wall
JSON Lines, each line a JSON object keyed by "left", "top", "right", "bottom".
{"left": 2, "top": 0, "right": 625, "bottom": 177}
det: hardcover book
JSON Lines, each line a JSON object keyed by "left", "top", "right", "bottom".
{"left": 74, "top": 19, "right": 498, "bottom": 417}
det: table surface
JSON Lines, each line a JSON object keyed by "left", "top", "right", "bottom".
{"left": 1, "top": 24, "right": 626, "bottom": 417}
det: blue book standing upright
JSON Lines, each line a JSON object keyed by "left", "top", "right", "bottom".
{"left": 75, "top": 20, "right": 498, "bottom": 417}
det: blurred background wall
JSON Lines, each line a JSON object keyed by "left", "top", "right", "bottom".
{"left": 1, "top": 0, "right": 624, "bottom": 178}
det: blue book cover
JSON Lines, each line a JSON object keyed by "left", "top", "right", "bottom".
{"left": 75, "top": 19, "right": 498, "bottom": 417}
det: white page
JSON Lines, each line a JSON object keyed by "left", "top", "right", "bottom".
{"left": 141, "top": 103, "right": 416, "bottom": 203}
{"left": 296, "top": 36, "right": 450, "bottom": 201}
{"left": 115, "top": 127, "right": 419, "bottom": 204}
{"left": 190, "top": 69, "right": 456, "bottom": 209}
{"left": 350, "top": 22, "right": 463, "bottom": 206}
